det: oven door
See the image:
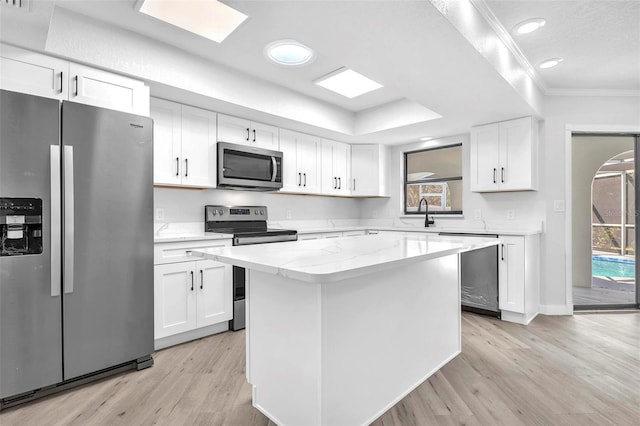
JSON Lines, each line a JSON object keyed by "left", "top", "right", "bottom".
{"left": 217, "top": 142, "right": 283, "bottom": 190}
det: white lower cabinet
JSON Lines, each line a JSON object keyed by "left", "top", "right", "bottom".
{"left": 154, "top": 240, "right": 232, "bottom": 349}
{"left": 498, "top": 235, "right": 539, "bottom": 325}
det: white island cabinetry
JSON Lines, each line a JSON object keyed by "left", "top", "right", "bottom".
{"left": 194, "top": 234, "right": 498, "bottom": 426}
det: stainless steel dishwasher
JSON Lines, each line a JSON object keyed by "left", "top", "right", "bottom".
{"left": 439, "top": 232, "right": 500, "bottom": 317}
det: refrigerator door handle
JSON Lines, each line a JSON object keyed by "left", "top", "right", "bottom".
{"left": 51, "top": 145, "right": 62, "bottom": 297}
{"left": 64, "top": 145, "right": 75, "bottom": 294}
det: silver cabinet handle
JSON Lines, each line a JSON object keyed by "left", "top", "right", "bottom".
{"left": 493, "top": 168, "right": 497, "bottom": 184}
{"left": 303, "top": 173, "right": 307, "bottom": 187}
{"left": 175, "top": 157, "right": 179, "bottom": 176}
{"left": 353, "top": 178, "right": 356, "bottom": 191}
{"left": 246, "top": 128, "right": 250, "bottom": 141}
{"left": 501, "top": 167, "right": 505, "bottom": 183}
{"left": 50, "top": 146, "right": 61, "bottom": 297}
{"left": 271, "top": 157, "right": 277, "bottom": 182}
{"left": 63, "top": 145, "right": 75, "bottom": 294}
{"left": 200, "top": 270, "right": 204, "bottom": 290}
{"left": 333, "top": 177, "right": 337, "bottom": 189}
{"left": 298, "top": 172, "right": 301, "bottom": 186}
{"left": 185, "top": 158, "right": 188, "bottom": 177}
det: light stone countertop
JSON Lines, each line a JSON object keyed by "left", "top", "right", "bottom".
{"left": 192, "top": 233, "right": 500, "bottom": 283}
{"left": 153, "top": 232, "right": 233, "bottom": 243}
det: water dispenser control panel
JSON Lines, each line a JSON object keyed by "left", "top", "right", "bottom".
{"left": 0, "top": 198, "right": 43, "bottom": 256}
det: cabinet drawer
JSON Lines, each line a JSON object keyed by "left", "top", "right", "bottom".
{"left": 154, "top": 239, "right": 231, "bottom": 265}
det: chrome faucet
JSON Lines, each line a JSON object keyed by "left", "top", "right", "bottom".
{"left": 417, "top": 198, "right": 435, "bottom": 228}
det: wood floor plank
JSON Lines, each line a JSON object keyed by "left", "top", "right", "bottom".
{"left": 1, "top": 311, "right": 639, "bottom": 425}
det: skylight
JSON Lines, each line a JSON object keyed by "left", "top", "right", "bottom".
{"left": 136, "top": 0, "right": 247, "bottom": 43}
{"left": 314, "top": 68, "right": 383, "bottom": 99}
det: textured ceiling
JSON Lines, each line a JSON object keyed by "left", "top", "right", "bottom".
{"left": 486, "top": 0, "right": 640, "bottom": 93}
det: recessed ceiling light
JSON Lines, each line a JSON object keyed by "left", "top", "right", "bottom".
{"left": 136, "top": 0, "right": 247, "bottom": 43}
{"left": 538, "top": 58, "right": 563, "bottom": 69}
{"left": 265, "top": 40, "right": 315, "bottom": 67}
{"left": 314, "top": 68, "right": 383, "bottom": 99}
{"left": 513, "top": 18, "right": 546, "bottom": 35}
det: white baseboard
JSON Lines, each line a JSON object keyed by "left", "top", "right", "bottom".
{"left": 539, "top": 304, "right": 573, "bottom": 315}
{"left": 154, "top": 322, "right": 229, "bottom": 350}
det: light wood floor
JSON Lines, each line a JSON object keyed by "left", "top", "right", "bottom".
{"left": 2, "top": 312, "right": 639, "bottom": 425}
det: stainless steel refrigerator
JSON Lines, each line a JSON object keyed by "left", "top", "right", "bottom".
{"left": 0, "top": 89, "right": 154, "bottom": 407}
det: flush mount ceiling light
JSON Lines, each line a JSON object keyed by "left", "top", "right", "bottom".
{"left": 264, "top": 40, "right": 315, "bottom": 67}
{"left": 136, "top": 0, "right": 247, "bottom": 43}
{"left": 538, "top": 58, "right": 564, "bottom": 69}
{"left": 314, "top": 68, "right": 383, "bottom": 99}
{"left": 513, "top": 18, "right": 546, "bottom": 35}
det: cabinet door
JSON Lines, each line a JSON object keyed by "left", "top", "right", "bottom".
{"left": 217, "top": 114, "right": 251, "bottom": 144}
{"left": 196, "top": 259, "right": 232, "bottom": 328}
{"left": 297, "top": 134, "right": 323, "bottom": 194}
{"left": 251, "top": 121, "right": 279, "bottom": 150}
{"left": 181, "top": 105, "right": 217, "bottom": 187}
{"left": 333, "top": 141, "right": 351, "bottom": 196}
{"left": 279, "top": 129, "right": 302, "bottom": 192}
{"left": 0, "top": 44, "right": 68, "bottom": 100}
{"left": 470, "top": 123, "right": 500, "bottom": 192}
{"left": 499, "top": 117, "right": 534, "bottom": 191}
{"left": 154, "top": 263, "right": 197, "bottom": 339}
{"left": 351, "top": 145, "right": 378, "bottom": 196}
{"left": 151, "top": 98, "right": 182, "bottom": 186}
{"left": 68, "top": 63, "right": 149, "bottom": 115}
{"left": 498, "top": 236, "right": 525, "bottom": 313}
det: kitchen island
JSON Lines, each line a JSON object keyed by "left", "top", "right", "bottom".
{"left": 193, "top": 234, "right": 499, "bottom": 426}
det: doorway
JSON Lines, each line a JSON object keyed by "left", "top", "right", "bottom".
{"left": 571, "top": 134, "right": 639, "bottom": 309}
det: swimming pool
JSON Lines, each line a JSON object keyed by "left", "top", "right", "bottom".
{"left": 592, "top": 256, "right": 636, "bottom": 278}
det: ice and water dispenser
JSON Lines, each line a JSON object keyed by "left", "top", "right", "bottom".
{"left": 0, "top": 198, "right": 43, "bottom": 256}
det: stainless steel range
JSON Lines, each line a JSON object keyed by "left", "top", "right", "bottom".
{"left": 204, "top": 205, "right": 297, "bottom": 330}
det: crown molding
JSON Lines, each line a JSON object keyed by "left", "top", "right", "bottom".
{"left": 546, "top": 88, "right": 640, "bottom": 97}
{"left": 470, "top": 0, "right": 547, "bottom": 94}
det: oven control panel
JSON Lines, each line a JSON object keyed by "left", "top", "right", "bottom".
{"left": 205, "top": 205, "right": 267, "bottom": 222}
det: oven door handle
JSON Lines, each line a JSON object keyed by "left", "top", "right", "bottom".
{"left": 271, "top": 157, "right": 277, "bottom": 182}
{"left": 234, "top": 234, "right": 297, "bottom": 245}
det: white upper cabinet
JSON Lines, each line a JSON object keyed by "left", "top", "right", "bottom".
{"left": 279, "top": 129, "right": 322, "bottom": 194}
{"left": 217, "top": 113, "right": 279, "bottom": 150}
{"left": 321, "top": 139, "right": 351, "bottom": 196}
{"left": 470, "top": 116, "right": 538, "bottom": 192}
{"left": 351, "top": 144, "right": 388, "bottom": 197}
{"left": 151, "top": 98, "right": 217, "bottom": 188}
{"left": 68, "top": 63, "right": 150, "bottom": 116}
{"left": 0, "top": 44, "right": 68, "bottom": 100}
{"left": 0, "top": 44, "right": 149, "bottom": 115}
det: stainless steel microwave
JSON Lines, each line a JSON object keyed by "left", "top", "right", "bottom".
{"left": 217, "top": 142, "right": 283, "bottom": 191}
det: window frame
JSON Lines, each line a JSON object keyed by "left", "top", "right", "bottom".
{"left": 403, "top": 143, "right": 463, "bottom": 216}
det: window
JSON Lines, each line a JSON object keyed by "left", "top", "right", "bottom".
{"left": 404, "top": 144, "right": 463, "bottom": 215}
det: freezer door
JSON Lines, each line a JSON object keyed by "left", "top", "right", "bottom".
{"left": 0, "top": 90, "right": 62, "bottom": 398}
{"left": 61, "top": 101, "right": 153, "bottom": 380}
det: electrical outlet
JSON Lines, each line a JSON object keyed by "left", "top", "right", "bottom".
{"left": 474, "top": 209, "right": 482, "bottom": 220}
{"left": 506, "top": 209, "right": 515, "bottom": 220}
{"left": 285, "top": 209, "right": 292, "bottom": 219}
{"left": 554, "top": 200, "right": 565, "bottom": 212}
{"left": 155, "top": 208, "right": 164, "bottom": 221}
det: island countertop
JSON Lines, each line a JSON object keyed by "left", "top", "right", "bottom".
{"left": 192, "top": 233, "right": 499, "bottom": 283}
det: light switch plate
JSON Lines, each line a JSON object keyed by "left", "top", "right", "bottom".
{"left": 506, "top": 209, "right": 515, "bottom": 220}
{"left": 554, "top": 200, "right": 565, "bottom": 212}
{"left": 155, "top": 208, "right": 164, "bottom": 220}
{"left": 285, "top": 209, "right": 292, "bottom": 219}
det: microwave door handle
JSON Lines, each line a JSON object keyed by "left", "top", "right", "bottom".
{"left": 271, "top": 157, "right": 277, "bottom": 182}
